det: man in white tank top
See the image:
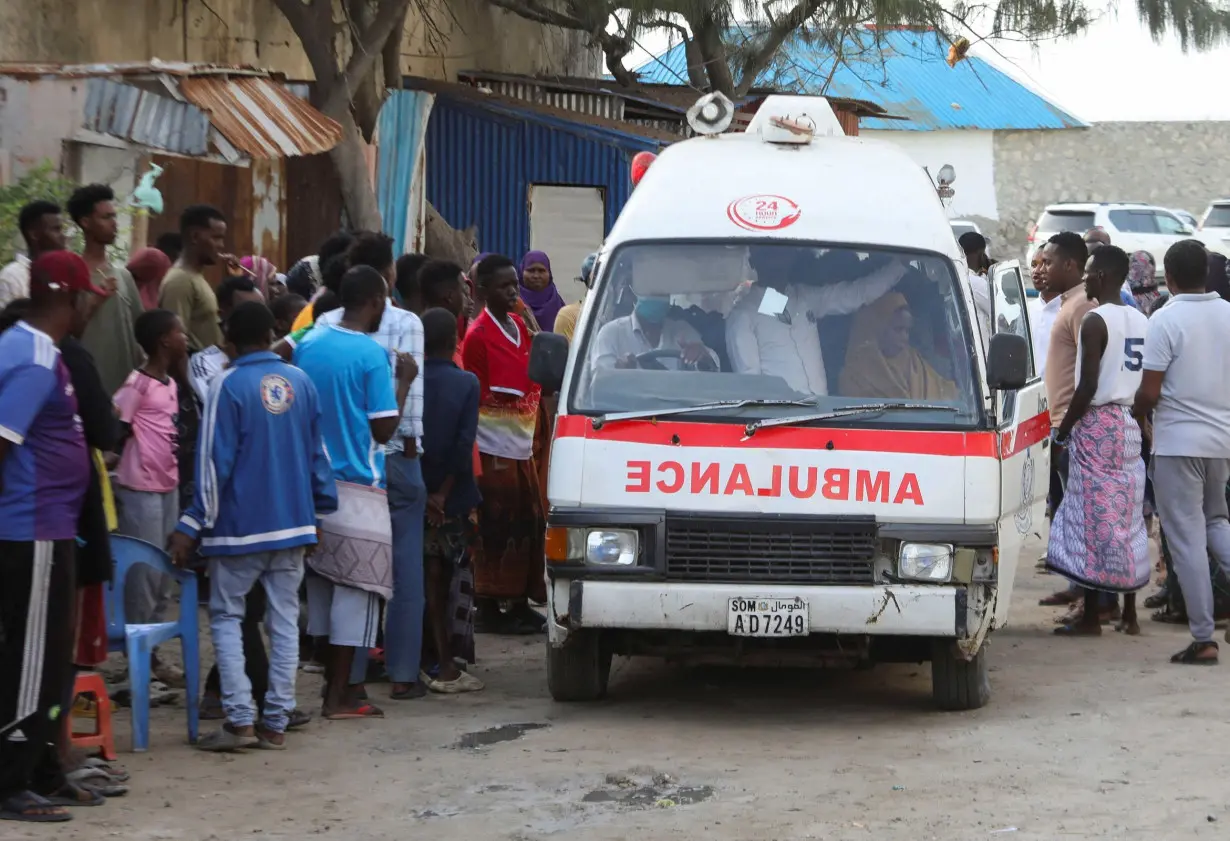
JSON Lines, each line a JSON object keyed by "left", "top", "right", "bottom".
{"left": 1046, "top": 245, "right": 1151, "bottom": 637}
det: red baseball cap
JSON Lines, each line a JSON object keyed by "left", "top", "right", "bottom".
{"left": 29, "top": 251, "right": 108, "bottom": 297}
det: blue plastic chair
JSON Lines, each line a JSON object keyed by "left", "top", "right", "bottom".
{"left": 104, "top": 535, "right": 200, "bottom": 751}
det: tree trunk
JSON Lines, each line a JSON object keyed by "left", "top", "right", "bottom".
{"left": 691, "top": 17, "right": 735, "bottom": 96}
{"left": 328, "top": 109, "right": 382, "bottom": 231}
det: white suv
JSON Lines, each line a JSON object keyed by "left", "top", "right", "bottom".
{"left": 1025, "top": 202, "right": 1216, "bottom": 276}
{"left": 1200, "top": 200, "right": 1230, "bottom": 243}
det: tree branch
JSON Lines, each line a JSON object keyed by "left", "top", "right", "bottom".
{"left": 484, "top": 0, "right": 591, "bottom": 31}
{"left": 334, "top": 0, "right": 415, "bottom": 112}
{"left": 733, "top": 0, "right": 824, "bottom": 97}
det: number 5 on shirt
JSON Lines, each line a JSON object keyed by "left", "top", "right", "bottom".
{"left": 1124, "top": 338, "right": 1144, "bottom": 371}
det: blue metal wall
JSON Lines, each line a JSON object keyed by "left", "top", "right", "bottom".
{"left": 423, "top": 95, "right": 662, "bottom": 262}
{"left": 377, "top": 90, "right": 431, "bottom": 255}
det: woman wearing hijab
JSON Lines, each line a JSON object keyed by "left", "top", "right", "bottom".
{"left": 236, "top": 255, "right": 279, "bottom": 300}
{"left": 1126, "top": 250, "right": 1161, "bottom": 313}
{"left": 127, "top": 247, "right": 173, "bottom": 311}
{"left": 838, "top": 292, "right": 957, "bottom": 401}
{"left": 518, "top": 250, "right": 565, "bottom": 333}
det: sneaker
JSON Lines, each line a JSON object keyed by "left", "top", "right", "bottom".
{"left": 423, "top": 671, "right": 484, "bottom": 694}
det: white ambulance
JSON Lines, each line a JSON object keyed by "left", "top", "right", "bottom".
{"left": 528, "top": 95, "right": 1047, "bottom": 710}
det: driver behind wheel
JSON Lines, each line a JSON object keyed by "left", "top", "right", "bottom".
{"left": 593, "top": 293, "right": 719, "bottom": 371}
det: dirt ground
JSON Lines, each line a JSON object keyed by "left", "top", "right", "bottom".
{"left": 18, "top": 534, "right": 1229, "bottom": 841}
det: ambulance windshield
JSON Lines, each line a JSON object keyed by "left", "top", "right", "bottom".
{"left": 569, "top": 242, "right": 981, "bottom": 427}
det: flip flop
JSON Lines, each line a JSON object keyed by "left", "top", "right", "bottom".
{"left": 0, "top": 791, "right": 72, "bottom": 823}
{"left": 324, "top": 702, "right": 384, "bottom": 720}
{"left": 1053, "top": 623, "right": 1102, "bottom": 637}
{"left": 41, "top": 783, "right": 105, "bottom": 808}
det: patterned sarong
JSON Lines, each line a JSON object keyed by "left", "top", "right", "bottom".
{"left": 1046, "top": 403, "right": 1150, "bottom": 592}
{"left": 308, "top": 481, "right": 393, "bottom": 600}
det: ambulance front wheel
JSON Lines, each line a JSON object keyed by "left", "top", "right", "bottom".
{"left": 930, "top": 640, "right": 991, "bottom": 711}
{"left": 547, "top": 630, "right": 612, "bottom": 702}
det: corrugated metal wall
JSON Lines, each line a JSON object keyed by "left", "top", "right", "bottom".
{"left": 377, "top": 90, "right": 433, "bottom": 256}
{"left": 423, "top": 96, "right": 661, "bottom": 261}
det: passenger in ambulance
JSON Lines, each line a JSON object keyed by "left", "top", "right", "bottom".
{"left": 838, "top": 292, "right": 957, "bottom": 400}
{"left": 725, "top": 246, "right": 909, "bottom": 395}
{"left": 592, "top": 293, "right": 720, "bottom": 371}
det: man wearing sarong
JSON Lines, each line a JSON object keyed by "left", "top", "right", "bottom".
{"left": 463, "top": 255, "right": 546, "bottom": 635}
{"left": 293, "top": 267, "right": 417, "bottom": 718}
{"left": 1134, "top": 239, "right": 1230, "bottom": 665}
{"left": 1047, "top": 245, "right": 1150, "bottom": 637}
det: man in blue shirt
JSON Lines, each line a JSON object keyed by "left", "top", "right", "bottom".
{"left": 294, "top": 266, "right": 415, "bottom": 719}
{"left": 170, "top": 302, "right": 336, "bottom": 751}
{"left": 0, "top": 252, "right": 103, "bottom": 822}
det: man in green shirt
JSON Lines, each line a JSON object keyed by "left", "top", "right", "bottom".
{"left": 159, "top": 205, "right": 229, "bottom": 352}
{"left": 69, "top": 184, "right": 145, "bottom": 395}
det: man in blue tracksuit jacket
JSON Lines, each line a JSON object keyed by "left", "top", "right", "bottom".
{"left": 170, "top": 301, "right": 337, "bottom": 751}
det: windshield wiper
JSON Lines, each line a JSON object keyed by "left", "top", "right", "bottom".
{"left": 744, "top": 402, "right": 961, "bottom": 436}
{"left": 591, "top": 398, "right": 816, "bottom": 430}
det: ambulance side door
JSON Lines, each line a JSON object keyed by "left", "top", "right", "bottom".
{"left": 989, "top": 261, "right": 1051, "bottom": 626}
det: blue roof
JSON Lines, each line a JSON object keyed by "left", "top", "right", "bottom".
{"left": 631, "top": 28, "right": 1086, "bottom": 131}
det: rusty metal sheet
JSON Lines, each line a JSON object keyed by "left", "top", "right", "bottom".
{"left": 178, "top": 76, "right": 341, "bottom": 159}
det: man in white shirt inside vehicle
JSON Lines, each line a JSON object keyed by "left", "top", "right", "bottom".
{"left": 593, "top": 294, "right": 718, "bottom": 371}
{"left": 725, "top": 247, "right": 909, "bottom": 395}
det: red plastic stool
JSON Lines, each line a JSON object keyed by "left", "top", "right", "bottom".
{"left": 69, "top": 672, "right": 117, "bottom": 761}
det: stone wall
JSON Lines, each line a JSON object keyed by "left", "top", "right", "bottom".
{"left": 991, "top": 121, "right": 1230, "bottom": 261}
{"left": 0, "top": 0, "right": 597, "bottom": 82}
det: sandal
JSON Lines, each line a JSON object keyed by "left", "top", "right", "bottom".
{"left": 252, "top": 726, "right": 287, "bottom": 751}
{"left": 1054, "top": 623, "right": 1102, "bottom": 636}
{"left": 0, "top": 791, "right": 72, "bottom": 822}
{"left": 285, "top": 708, "right": 312, "bottom": 730}
{"left": 81, "top": 757, "right": 130, "bottom": 782}
{"left": 1171, "top": 641, "right": 1219, "bottom": 665}
{"left": 67, "top": 767, "right": 129, "bottom": 796}
{"left": 41, "top": 783, "right": 105, "bottom": 807}
{"left": 1143, "top": 590, "right": 1169, "bottom": 609}
{"left": 323, "top": 702, "right": 384, "bottom": 720}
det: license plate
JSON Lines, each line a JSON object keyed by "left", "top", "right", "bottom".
{"left": 727, "top": 597, "right": 809, "bottom": 637}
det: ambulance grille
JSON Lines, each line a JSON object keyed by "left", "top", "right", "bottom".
{"left": 664, "top": 517, "right": 877, "bottom": 584}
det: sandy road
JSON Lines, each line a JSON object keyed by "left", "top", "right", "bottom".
{"left": 20, "top": 535, "right": 1229, "bottom": 841}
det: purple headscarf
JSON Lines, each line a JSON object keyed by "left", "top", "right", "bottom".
{"left": 518, "top": 250, "right": 565, "bottom": 332}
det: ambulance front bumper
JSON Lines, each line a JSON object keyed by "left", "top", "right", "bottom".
{"left": 551, "top": 580, "right": 964, "bottom": 637}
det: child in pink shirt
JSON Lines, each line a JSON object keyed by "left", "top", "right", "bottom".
{"left": 113, "top": 309, "right": 189, "bottom": 659}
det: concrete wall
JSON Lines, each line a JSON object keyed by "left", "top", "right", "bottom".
{"left": 993, "top": 121, "right": 1230, "bottom": 261}
{"left": 0, "top": 0, "right": 596, "bottom": 80}
{"left": 863, "top": 129, "right": 999, "bottom": 222}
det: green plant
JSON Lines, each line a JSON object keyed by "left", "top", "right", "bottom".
{"left": 0, "top": 161, "right": 79, "bottom": 263}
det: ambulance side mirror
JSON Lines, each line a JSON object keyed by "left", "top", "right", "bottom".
{"left": 529, "top": 331, "right": 569, "bottom": 395}
{"left": 986, "top": 332, "right": 1028, "bottom": 391}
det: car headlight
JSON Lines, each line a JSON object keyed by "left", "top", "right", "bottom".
{"left": 898, "top": 543, "right": 953, "bottom": 582}
{"left": 585, "top": 529, "right": 638, "bottom": 565}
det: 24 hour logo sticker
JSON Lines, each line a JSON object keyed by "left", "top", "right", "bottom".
{"left": 726, "top": 194, "right": 802, "bottom": 231}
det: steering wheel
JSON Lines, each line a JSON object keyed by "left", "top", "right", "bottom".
{"left": 634, "top": 349, "right": 685, "bottom": 370}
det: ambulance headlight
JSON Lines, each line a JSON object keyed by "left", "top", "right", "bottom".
{"left": 585, "top": 530, "right": 639, "bottom": 565}
{"left": 898, "top": 543, "right": 953, "bottom": 582}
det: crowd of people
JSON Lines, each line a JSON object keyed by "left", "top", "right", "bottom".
{"left": 3, "top": 182, "right": 1230, "bottom": 822}
{"left": 0, "top": 188, "right": 592, "bottom": 821}
{"left": 1010, "top": 227, "right": 1230, "bottom": 663}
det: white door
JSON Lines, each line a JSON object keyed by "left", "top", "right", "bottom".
{"left": 528, "top": 185, "right": 605, "bottom": 305}
{"left": 989, "top": 260, "right": 1051, "bottom": 626}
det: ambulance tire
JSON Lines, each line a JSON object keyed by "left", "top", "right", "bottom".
{"left": 929, "top": 640, "right": 990, "bottom": 711}
{"left": 547, "top": 631, "right": 612, "bottom": 702}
